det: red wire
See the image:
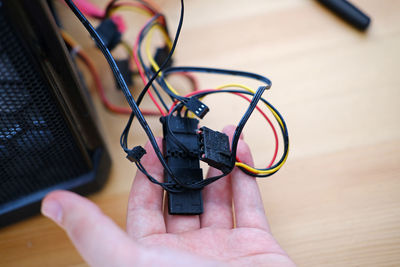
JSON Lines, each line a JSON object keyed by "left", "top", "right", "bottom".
{"left": 77, "top": 50, "right": 160, "bottom": 116}
{"left": 169, "top": 89, "right": 279, "bottom": 168}
{"left": 231, "top": 93, "right": 278, "bottom": 168}
{"left": 132, "top": 16, "right": 167, "bottom": 116}
{"left": 67, "top": 0, "right": 126, "bottom": 32}
{"left": 106, "top": 1, "right": 167, "bottom": 27}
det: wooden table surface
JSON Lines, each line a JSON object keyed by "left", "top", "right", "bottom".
{"left": 1, "top": 0, "right": 400, "bottom": 266}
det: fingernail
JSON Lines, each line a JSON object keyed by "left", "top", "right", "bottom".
{"left": 41, "top": 199, "right": 63, "bottom": 224}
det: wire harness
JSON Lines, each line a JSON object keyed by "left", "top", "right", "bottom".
{"left": 62, "top": 0, "right": 289, "bottom": 214}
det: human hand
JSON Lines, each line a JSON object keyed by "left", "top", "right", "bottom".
{"left": 41, "top": 125, "right": 295, "bottom": 266}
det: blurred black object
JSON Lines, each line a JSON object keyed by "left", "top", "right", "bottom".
{"left": 317, "top": 0, "right": 371, "bottom": 31}
{"left": 0, "top": 0, "right": 111, "bottom": 227}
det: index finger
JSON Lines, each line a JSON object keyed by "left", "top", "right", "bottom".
{"left": 228, "top": 129, "right": 270, "bottom": 232}
{"left": 126, "top": 139, "right": 166, "bottom": 239}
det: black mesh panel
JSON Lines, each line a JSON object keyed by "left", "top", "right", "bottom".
{"left": 0, "top": 9, "right": 90, "bottom": 204}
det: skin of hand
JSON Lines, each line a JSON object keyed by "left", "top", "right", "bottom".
{"left": 41, "top": 125, "right": 295, "bottom": 267}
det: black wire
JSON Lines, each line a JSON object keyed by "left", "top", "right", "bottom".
{"left": 120, "top": 1, "right": 189, "bottom": 188}
{"left": 165, "top": 111, "right": 191, "bottom": 154}
{"left": 230, "top": 86, "right": 266, "bottom": 166}
{"left": 120, "top": 21, "right": 171, "bottom": 112}
{"left": 135, "top": 20, "right": 279, "bottom": 174}
{"left": 65, "top": 0, "right": 287, "bottom": 192}
{"left": 135, "top": 14, "right": 170, "bottom": 112}
{"left": 126, "top": 89, "right": 287, "bottom": 190}
{"left": 158, "top": 65, "right": 274, "bottom": 160}
{"left": 103, "top": 0, "right": 119, "bottom": 19}
{"left": 136, "top": 18, "right": 187, "bottom": 103}
{"left": 189, "top": 89, "right": 289, "bottom": 170}
{"left": 145, "top": 73, "right": 170, "bottom": 112}
{"left": 199, "top": 87, "right": 267, "bottom": 186}
{"left": 135, "top": 17, "right": 185, "bottom": 107}
{"left": 120, "top": 0, "right": 199, "bottom": 188}
{"left": 102, "top": 1, "right": 173, "bottom": 110}
{"left": 136, "top": 0, "right": 185, "bottom": 106}
{"left": 64, "top": 0, "right": 179, "bottom": 182}
{"left": 163, "top": 66, "right": 272, "bottom": 89}
{"left": 160, "top": 65, "right": 273, "bottom": 159}
{"left": 160, "top": 87, "right": 284, "bottom": 188}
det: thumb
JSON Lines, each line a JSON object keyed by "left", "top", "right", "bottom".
{"left": 41, "top": 190, "right": 140, "bottom": 267}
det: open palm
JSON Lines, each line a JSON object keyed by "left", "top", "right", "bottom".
{"left": 42, "top": 126, "right": 295, "bottom": 266}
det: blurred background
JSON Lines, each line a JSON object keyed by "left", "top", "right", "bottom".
{"left": 1, "top": 0, "right": 399, "bottom": 266}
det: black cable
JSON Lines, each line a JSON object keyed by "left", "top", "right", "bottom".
{"left": 135, "top": 15, "right": 171, "bottom": 112}
{"left": 65, "top": 0, "right": 287, "bottom": 192}
{"left": 199, "top": 86, "right": 267, "bottom": 186}
{"left": 144, "top": 72, "right": 170, "bottom": 112}
{"left": 120, "top": 0, "right": 185, "bottom": 145}
{"left": 125, "top": 89, "right": 287, "bottom": 189}
{"left": 230, "top": 86, "right": 266, "bottom": 166}
{"left": 118, "top": 0, "right": 192, "bottom": 189}
{"left": 163, "top": 66, "right": 272, "bottom": 89}
{"left": 63, "top": 0, "right": 179, "bottom": 184}
{"left": 158, "top": 65, "right": 274, "bottom": 160}
{"left": 172, "top": 88, "right": 289, "bottom": 177}
{"left": 136, "top": 18, "right": 187, "bottom": 103}
{"left": 137, "top": 0, "right": 185, "bottom": 106}
{"left": 102, "top": 2, "right": 173, "bottom": 110}
{"left": 187, "top": 89, "right": 289, "bottom": 173}
{"left": 103, "top": 0, "right": 119, "bottom": 19}
{"left": 157, "top": 87, "right": 285, "bottom": 188}
{"left": 120, "top": 21, "right": 171, "bottom": 112}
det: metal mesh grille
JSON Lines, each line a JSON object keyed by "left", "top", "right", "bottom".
{"left": 0, "top": 10, "right": 90, "bottom": 204}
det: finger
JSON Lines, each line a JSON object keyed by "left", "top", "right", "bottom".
{"left": 200, "top": 168, "right": 233, "bottom": 228}
{"left": 41, "top": 190, "right": 139, "bottom": 267}
{"left": 231, "top": 139, "right": 270, "bottom": 232}
{"left": 200, "top": 125, "right": 239, "bottom": 229}
{"left": 126, "top": 139, "right": 166, "bottom": 239}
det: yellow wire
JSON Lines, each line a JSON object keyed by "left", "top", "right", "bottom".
{"left": 215, "top": 84, "right": 284, "bottom": 128}
{"left": 213, "top": 84, "right": 288, "bottom": 174}
{"left": 61, "top": 30, "right": 78, "bottom": 47}
{"left": 108, "top": 5, "right": 179, "bottom": 95}
{"left": 236, "top": 149, "right": 289, "bottom": 174}
{"left": 145, "top": 24, "right": 179, "bottom": 95}
{"left": 106, "top": 4, "right": 289, "bottom": 174}
{"left": 109, "top": 6, "right": 153, "bottom": 17}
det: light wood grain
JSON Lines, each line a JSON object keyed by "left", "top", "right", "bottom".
{"left": 1, "top": 0, "right": 400, "bottom": 266}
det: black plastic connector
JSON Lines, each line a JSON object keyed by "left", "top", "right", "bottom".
{"left": 167, "top": 167, "right": 203, "bottom": 214}
{"left": 126, "top": 146, "right": 146, "bottom": 163}
{"left": 185, "top": 97, "right": 209, "bottom": 119}
{"left": 154, "top": 45, "right": 173, "bottom": 69}
{"left": 161, "top": 115, "right": 203, "bottom": 215}
{"left": 95, "top": 19, "right": 121, "bottom": 50}
{"left": 199, "top": 127, "right": 232, "bottom": 173}
{"left": 115, "top": 59, "right": 133, "bottom": 88}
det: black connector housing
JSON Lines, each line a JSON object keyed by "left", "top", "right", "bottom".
{"left": 199, "top": 127, "right": 232, "bottom": 173}
{"left": 161, "top": 116, "right": 203, "bottom": 215}
{"left": 185, "top": 97, "right": 209, "bottom": 119}
{"left": 126, "top": 146, "right": 146, "bottom": 163}
{"left": 95, "top": 19, "right": 121, "bottom": 50}
{"left": 115, "top": 59, "right": 133, "bottom": 88}
{"left": 154, "top": 45, "right": 173, "bottom": 70}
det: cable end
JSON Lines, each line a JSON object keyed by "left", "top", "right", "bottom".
{"left": 126, "top": 146, "right": 147, "bottom": 163}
